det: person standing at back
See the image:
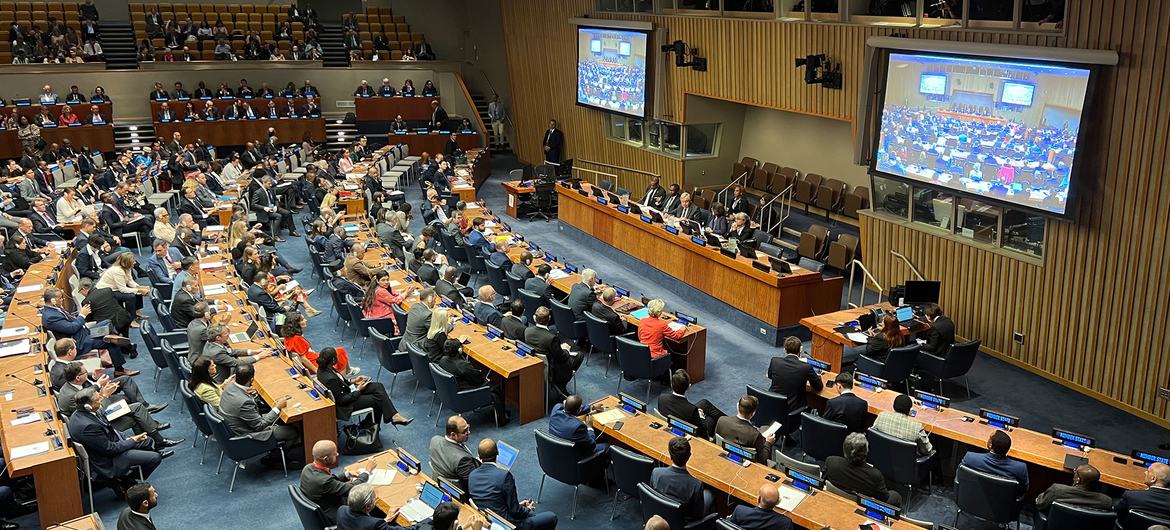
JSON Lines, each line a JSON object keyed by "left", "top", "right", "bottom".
{"left": 542, "top": 119, "right": 563, "bottom": 163}
{"left": 766, "top": 336, "right": 823, "bottom": 413}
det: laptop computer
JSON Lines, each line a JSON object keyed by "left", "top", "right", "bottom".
{"left": 895, "top": 305, "right": 916, "bottom": 326}
{"left": 229, "top": 322, "right": 259, "bottom": 343}
{"left": 485, "top": 510, "right": 517, "bottom": 530}
{"left": 496, "top": 440, "right": 519, "bottom": 470}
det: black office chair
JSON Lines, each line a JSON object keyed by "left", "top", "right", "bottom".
{"left": 716, "top": 518, "right": 747, "bottom": 530}
{"left": 405, "top": 342, "right": 437, "bottom": 414}
{"left": 160, "top": 339, "right": 185, "bottom": 400}
{"left": 615, "top": 335, "right": 671, "bottom": 404}
{"left": 157, "top": 304, "right": 176, "bottom": 331}
{"left": 583, "top": 312, "right": 618, "bottom": 375}
{"left": 867, "top": 427, "right": 935, "bottom": 507}
{"left": 917, "top": 339, "right": 980, "bottom": 398}
{"left": 485, "top": 260, "right": 512, "bottom": 299}
{"left": 204, "top": 404, "right": 286, "bottom": 493}
{"left": 505, "top": 270, "right": 527, "bottom": 298}
{"left": 392, "top": 304, "right": 409, "bottom": 338}
{"left": 178, "top": 384, "right": 216, "bottom": 465}
{"left": 799, "top": 411, "right": 848, "bottom": 463}
{"left": 608, "top": 445, "right": 655, "bottom": 520}
{"left": 549, "top": 298, "right": 587, "bottom": 349}
{"left": 953, "top": 463, "right": 1023, "bottom": 529}
{"left": 1034, "top": 502, "right": 1115, "bottom": 530}
{"left": 465, "top": 247, "right": 488, "bottom": 284}
{"left": 745, "top": 384, "right": 802, "bottom": 448}
{"left": 139, "top": 320, "right": 174, "bottom": 391}
{"left": 370, "top": 329, "right": 409, "bottom": 396}
{"left": 529, "top": 181, "right": 556, "bottom": 221}
{"left": 856, "top": 344, "right": 920, "bottom": 394}
{"left": 430, "top": 363, "right": 499, "bottom": 427}
{"left": 636, "top": 482, "right": 719, "bottom": 530}
{"left": 1117, "top": 510, "right": 1170, "bottom": 530}
{"left": 534, "top": 429, "right": 609, "bottom": 520}
{"left": 517, "top": 288, "right": 546, "bottom": 323}
{"left": 287, "top": 484, "right": 333, "bottom": 530}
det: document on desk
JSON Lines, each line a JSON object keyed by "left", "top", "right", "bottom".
{"left": 399, "top": 498, "right": 434, "bottom": 523}
{"left": 204, "top": 284, "right": 228, "bottom": 296}
{"left": 0, "top": 338, "right": 30, "bottom": 358}
{"left": 548, "top": 268, "right": 570, "bottom": 280}
{"left": 667, "top": 322, "right": 687, "bottom": 333}
{"left": 200, "top": 260, "right": 226, "bottom": 270}
{"left": 103, "top": 399, "right": 131, "bottom": 421}
{"left": 9, "top": 414, "right": 39, "bottom": 426}
{"left": 846, "top": 332, "right": 869, "bottom": 344}
{"left": 630, "top": 308, "right": 651, "bottom": 320}
{"left": 593, "top": 408, "right": 625, "bottom": 425}
{"left": 776, "top": 485, "right": 807, "bottom": 512}
{"left": 14, "top": 284, "right": 43, "bottom": 294}
{"left": 367, "top": 468, "right": 398, "bottom": 486}
{"left": 484, "top": 220, "right": 497, "bottom": 228}
{"left": 0, "top": 327, "right": 28, "bottom": 340}
{"left": 10, "top": 441, "right": 49, "bottom": 459}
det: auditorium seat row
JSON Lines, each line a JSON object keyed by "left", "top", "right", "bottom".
{"left": 731, "top": 156, "right": 870, "bottom": 220}
{"left": 798, "top": 223, "right": 859, "bottom": 271}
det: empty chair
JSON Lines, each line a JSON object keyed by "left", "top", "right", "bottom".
{"left": 608, "top": 445, "right": 654, "bottom": 520}
{"left": 793, "top": 174, "right": 821, "bottom": 207}
{"left": 429, "top": 363, "right": 498, "bottom": 427}
{"left": 405, "top": 342, "right": 437, "bottom": 413}
{"left": 636, "top": 482, "right": 719, "bottom": 530}
{"left": 772, "top": 450, "right": 821, "bottom": 477}
{"left": 516, "top": 288, "right": 545, "bottom": 323}
{"left": 548, "top": 298, "right": 587, "bottom": 348}
{"left": 204, "top": 404, "right": 286, "bottom": 493}
{"left": 1034, "top": 502, "right": 1115, "bottom": 530}
{"left": 288, "top": 484, "right": 333, "bottom": 530}
{"left": 534, "top": 429, "right": 609, "bottom": 520}
{"left": 716, "top": 518, "right": 746, "bottom": 530}
{"left": 728, "top": 162, "right": 748, "bottom": 184}
{"left": 842, "top": 186, "right": 870, "bottom": 218}
{"left": 504, "top": 270, "right": 526, "bottom": 298}
{"left": 953, "top": 463, "right": 1023, "bottom": 529}
{"left": 825, "top": 234, "right": 860, "bottom": 271}
{"left": 815, "top": 178, "right": 847, "bottom": 212}
{"left": 773, "top": 167, "right": 799, "bottom": 192}
{"left": 739, "top": 156, "right": 759, "bottom": 170}
{"left": 916, "top": 339, "right": 980, "bottom": 398}
{"left": 868, "top": 427, "right": 935, "bottom": 506}
{"left": 583, "top": 312, "right": 619, "bottom": 375}
{"left": 370, "top": 329, "right": 409, "bottom": 395}
{"left": 748, "top": 168, "right": 771, "bottom": 195}
{"left": 615, "top": 335, "right": 671, "bottom": 403}
{"left": 797, "top": 226, "right": 829, "bottom": 260}
{"left": 856, "top": 345, "right": 920, "bottom": 394}
{"left": 799, "top": 412, "right": 848, "bottom": 463}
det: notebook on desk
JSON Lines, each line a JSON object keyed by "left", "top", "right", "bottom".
{"left": 630, "top": 307, "right": 650, "bottom": 320}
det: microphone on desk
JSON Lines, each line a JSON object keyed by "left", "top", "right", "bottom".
{"left": 7, "top": 373, "right": 47, "bottom": 397}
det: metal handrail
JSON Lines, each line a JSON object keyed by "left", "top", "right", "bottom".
{"left": 889, "top": 250, "right": 926, "bottom": 281}
{"left": 763, "top": 183, "right": 795, "bottom": 235}
{"left": 847, "top": 259, "right": 885, "bottom": 309}
{"left": 571, "top": 167, "right": 619, "bottom": 188}
{"left": 713, "top": 170, "right": 750, "bottom": 206}
{"left": 578, "top": 159, "right": 661, "bottom": 178}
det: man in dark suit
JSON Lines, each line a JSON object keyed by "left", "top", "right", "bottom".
{"left": 116, "top": 482, "right": 160, "bottom": 530}
{"left": 659, "top": 184, "right": 681, "bottom": 215}
{"left": 643, "top": 176, "right": 667, "bottom": 210}
{"left": 179, "top": 187, "right": 211, "bottom": 228}
{"left": 66, "top": 387, "right": 166, "bottom": 487}
{"left": 525, "top": 307, "right": 581, "bottom": 398}
{"left": 429, "top": 100, "right": 449, "bottom": 131}
{"left": 960, "top": 431, "right": 1030, "bottom": 494}
{"left": 170, "top": 277, "right": 200, "bottom": 329}
{"left": 218, "top": 364, "right": 300, "bottom": 452}
{"left": 650, "top": 436, "right": 712, "bottom": 522}
{"left": 548, "top": 395, "right": 607, "bottom": 457}
{"left": 300, "top": 440, "right": 369, "bottom": 525}
{"left": 42, "top": 287, "right": 135, "bottom": 376}
{"left": 729, "top": 483, "right": 793, "bottom": 530}
{"left": 657, "top": 369, "right": 724, "bottom": 438}
{"left": 1115, "top": 462, "right": 1170, "bottom": 520}
{"left": 542, "top": 119, "right": 564, "bottom": 163}
{"left": 714, "top": 396, "right": 774, "bottom": 464}
{"left": 336, "top": 483, "right": 444, "bottom": 530}
{"left": 499, "top": 300, "right": 527, "bottom": 341}
{"left": 473, "top": 285, "right": 504, "bottom": 328}
{"left": 403, "top": 289, "right": 436, "bottom": 349}
{"left": 590, "top": 287, "right": 630, "bottom": 335}
{"left": 251, "top": 177, "right": 298, "bottom": 239}
{"left": 1035, "top": 464, "right": 1113, "bottom": 512}
{"left": 240, "top": 142, "right": 262, "bottom": 168}
{"left": 670, "top": 193, "right": 703, "bottom": 224}
{"left": 919, "top": 303, "right": 955, "bottom": 357}
{"left": 510, "top": 252, "right": 534, "bottom": 281}
{"left": 99, "top": 192, "right": 152, "bottom": 243}
{"left": 248, "top": 276, "right": 293, "bottom": 317}
{"left": 78, "top": 278, "right": 133, "bottom": 337}
{"left": 824, "top": 432, "right": 902, "bottom": 507}
{"left": 434, "top": 267, "right": 470, "bottom": 307}
{"left": 567, "top": 269, "right": 598, "bottom": 319}
{"left": 524, "top": 264, "right": 554, "bottom": 300}
{"left": 822, "top": 372, "right": 869, "bottom": 433}
{"left": 766, "top": 336, "right": 823, "bottom": 411}
{"left": 468, "top": 439, "right": 556, "bottom": 530}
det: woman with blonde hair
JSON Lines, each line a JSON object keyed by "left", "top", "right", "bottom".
{"left": 97, "top": 251, "right": 150, "bottom": 318}
{"left": 637, "top": 298, "right": 688, "bottom": 360}
{"left": 422, "top": 307, "right": 462, "bottom": 362}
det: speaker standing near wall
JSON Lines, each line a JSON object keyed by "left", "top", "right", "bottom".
{"left": 542, "top": 119, "right": 563, "bottom": 163}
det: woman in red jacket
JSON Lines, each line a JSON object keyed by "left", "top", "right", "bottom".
{"left": 280, "top": 312, "right": 357, "bottom": 377}
{"left": 637, "top": 298, "right": 688, "bottom": 359}
{"left": 361, "top": 271, "right": 405, "bottom": 334}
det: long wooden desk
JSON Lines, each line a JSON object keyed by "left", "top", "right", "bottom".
{"left": 4, "top": 101, "right": 113, "bottom": 121}
{"left": 0, "top": 253, "right": 84, "bottom": 527}
{"left": 198, "top": 200, "right": 337, "bottom": 463}
{"left": 148, "top": 96, "right": 315, "bottom": 118}
{"left": 346, "top": 218, "right": 548, "bottom": 425}
{"left": 0, "top": 125, "right": 115, "bottom": 158}
{"left": 153, "top": 117, "right": 326, "bottom": 147}
{"left": 590, "top": 396, "right": 920, "bottom": 530}
{"left": 800, "top": 303, "right": 926, "bottom": 373}
{"left": 501, "top": 180, "right": 535, "bottom": 219}
{"left": 385, "top": 131, "right": 480, "bottom": 157}
{"left": 355, "top": 96, "right": 440, "bottom": 122}
{"left": 556, "top": 182, "right": 844, "bottom": 329}
{"left": 344, "top": 448, "right": 486, "bottom": 528}
{"left": 804, "top": 368, "right": 1149, "bottom": 491}
{"left": 47, "top": 513, "right": 103, "bottom": 530}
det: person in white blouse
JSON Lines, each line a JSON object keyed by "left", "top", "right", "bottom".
{"left": 96, "top": 252, "right": 150, "bottom": 319}
{"left": 55, "top": 187, "right": 89, "bottom": 223}
{"left": 152, "top": 208, "right": 176, "bottom": 245}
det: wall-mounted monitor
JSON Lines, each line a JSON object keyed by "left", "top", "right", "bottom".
{"left": 861, "top": 38, "right": 1114, "bottom": 220}
{"left": 576, "top": 25, "right": 651, "bottom": 119}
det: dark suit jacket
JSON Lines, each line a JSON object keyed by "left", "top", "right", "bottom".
{"left": 714, "top": 415, "right": 769, "bottom": 463}
{"left": 1114, "top": 485, "right": 1170, "bottom": 519}
{"left": 643, "top": 185, "right": 666, "bottom": 210}
{"left": 335, "top": 506, "right": 427, "bottom": 530}
{"left": 1034, "top": 483, "right": 1113, "bottom": 512}
{"left": 500, "top": 315, "right": 527, "bottom": 341}
{"left": 250, "top": 186, "right": 279, "bottom": 223}
{"left": 523, "top": 276, "right": 551, "bottom": 300}
{"left": 66, "top": 409, "right": 146, "bottom": 478}
{"left": 437, "top": 354, "right": 487, "bottom": 390}
{"left": 247, "top": 284, "right": 285, "bottom": 315}
{"left": 31, "top": 209, "right": 56, "bottom": 232}
{"left": 548, "top": 403, "right": 597, "bottom": 456}
{"left": 766, "top": 354, "right": 823, "bottom": 410}
{"left": 728, "top": 224, "right": 756, "bottom": 243}
{"left": 823, "top": 392, "right": 869, "bottom": 433}
{"left": 657, "top": 391, "right": 706, "bottom": 437}
{"left": 650, "top": 465, "right": 706, "bottom": 521}
{"left": 75, "top": 248, "right": 104, "bottom": 280}
{"left": 509, "top": 262, "right": 533, "bottom": 281}
{"left": 317, "top": 368, "right": 364, "bottom": 419}
{"left": 468, "top": 463, "right": 533, "bottom": 525}
{"left": 567, "top": 283, "right": 595, "bottom": 319}
{"left": 525, "top": 325, "right": 572, "bottom": 384}
{"left": 171, "top": 289, "right": 199, "bottom": 329}
{"left": 590, "top": 300, "right": 625, "bottom": 335}
{"left": 961, "top": 451, "right": 1029, "bottom": 493}
{"left": 300, "top": 464, "right": 369, "bottom": 525}
{"left": 84, "top": 286, "right": 133, "bottom": 333}
{"left": 543, "top": 128, "right": 564, "bottom": 162}
{"left": 730, "top": 504, "right": 792, "bottom": 530}
{"left": 473, "top": 300, "right": 503, "bottom": 328}
{"left": 824, "top": 455, "right": 890, "bottom": 502}
{"left": 921, "top": 316, "right": 955, "bottom": 356}
{"left": 417, "top": 263, "right": 439, "bottom": 286}
{"left": 116, "top": 508, "right": 157, "bottom": 530}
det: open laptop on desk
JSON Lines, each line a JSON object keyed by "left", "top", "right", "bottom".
{"left": 895, "top": 305, "right": 917, "bottom": 327}
{"left": 229, "top": 321, "right": 260, "bottom": 344}
{"left": 496, "top": 440, "right": 519, "bottom": 471}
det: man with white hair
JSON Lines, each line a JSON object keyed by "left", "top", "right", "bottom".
{"left": 353, "top": 79, "right": 374, "bottom": 97}
{"left": 379, "top": 78, "right": 397, "bottom": 97}
{"left": 567, "top": 268, "right": 599, "bottom": 319}
{"left": 1115, "top": 462, "right": 1170, "bottom": 520}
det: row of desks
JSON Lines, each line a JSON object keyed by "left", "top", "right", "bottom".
{"left": 355, "top": 96, "right": 441, "bottom": 122}
{"left": 384, "top": 131, "right": 481, "bottom": 159}
{"left": 153, "top": 117, "right": 327, "bottom": 147}
{"left": 148, "top": 96, "right": 318, "bottom": 118}
{"left": 801, "top": 304, "right": 1149, "bottom": 491}
{"left": 0, "top": 252, "right": 84, "bottom": 528}
{"left": 552, "top": 181, "right": 844, "bottom": 329}
{"left": 0, "top": 125, "right": 115, "bottom": 158}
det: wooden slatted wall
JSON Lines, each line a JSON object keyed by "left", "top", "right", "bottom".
{"left": 500, "top": 0, "right": 1170, "bottom": 426}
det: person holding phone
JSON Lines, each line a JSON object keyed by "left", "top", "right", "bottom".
{"left": 314, "top": 347, "right": 411, "bottom": 427}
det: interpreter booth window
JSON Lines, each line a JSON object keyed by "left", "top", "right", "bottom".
{"left": 684, "top": 123, "right": 719, "bottom": 158}
{"left": 872, "top": 175, "right": 910, "bottom": 219}
{"left": 607, "top": 115, "right": 645, "bottom": 147}
{"left": 647, "top": 121, "right": 682, "bottom": 157}
{"left": 1001, "top": 208, "right": 1046, "bottom": 257}
{"left": 956, "top": 197, "right": 1000, "bottom": 245}
{"left": 594, "top": 0, "right": 655, "bottom": 12}
{"left": 911, "top": 187, "right": 954, "bottom": 231}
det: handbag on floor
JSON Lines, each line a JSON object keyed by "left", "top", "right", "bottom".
{"left": 340, "top": 419, "right": 382, "bottom": 455}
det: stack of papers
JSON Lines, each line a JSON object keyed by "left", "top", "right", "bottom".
{"left": 10, "top": 441, "right": 49, "bottom": 459}
{"left": 15, "top": 284, "right": 43, "bottom": 294}
{"left": 0, "top": 327, "right": 28, "bottom": 339}
{"left": 667, "top": 322, "right": 687, "bottom": 332}
{"left": 593, "top": 409, "right": 625, "bottom": 425}
{"left": 368, "top": 468, "right": 398, "bottom": 486}
{"left": 776, "top": 485, "right": 807, "bottom": 512}
{"left": 846, "top": 332, "right": 869, "bottom": 344}
{"left": 10, "top": 414, "right": 39, "bottom": 426}
{"left": 0, "top": 339, "right": 31, "bottom": 358}
{"left": 548, "top": 269, "right": 570, "bottom": 280}
{"left": 204, "top": 284, "right": 228, "bottom": 295}
{"left": 399, "top": 498, "right": 434, "bottom": 523}
{"left": 199, "top": 260, "right": 226, "bottom": 270}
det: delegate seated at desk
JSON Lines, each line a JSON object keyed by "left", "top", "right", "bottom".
{"left": 651, "top": 437, "right": 713, "bottom": 523}
{"left": 469, "top": 439, "right": 557, "bottom": 530}
{"left": 714, "top": 396, "right": 773, "bottom": 464}
{"left": 919, "top": 303, "right": 955, "bottom": 357}
{"left": 429, "top": 415, "right": 480, "bottom": 491}
{"left": 842, "top": 314, "right": 902, "bottom": 366}
{"left": 960, "top": 430, "right": 1029, "bottom": 494}
{"left": 766, "top": 337, "right": 823, "bottom": 411}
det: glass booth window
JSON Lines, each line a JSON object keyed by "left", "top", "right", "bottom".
{"left": 912, "top": 187, "right": 954, "bottom": 230}
{"left": 957, "top": 197, "right": 1000, "bottom": 244}
{"left": 1001, "top": 208, "right": 1045, "bottom": 257}
{"left": 684, "top": 123, "right": 719, "bottom": 158}
{"left": 872, "top": 175, "right": 910, "bottom": 219}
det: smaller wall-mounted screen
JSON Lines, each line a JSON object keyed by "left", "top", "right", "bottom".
{"left": 577, "top": 26, "right": 650, "bottom": 119}
{"left": 919, "top": 73, "right": 948, "bottom": 95}
{"left": 1000, "top": 81, "right": 1036, "bottom": 106}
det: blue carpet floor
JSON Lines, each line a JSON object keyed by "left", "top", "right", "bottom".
{"left": 28, "top": 154, "right": 1169, "bottom": 530}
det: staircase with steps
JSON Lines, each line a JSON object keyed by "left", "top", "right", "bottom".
{"left": 114, "top": 121, "right": 154, "bottom": 150}
{"left": 317, "top": 23, "right": 349, "bottom": 67}
{"left": 325, "top": 116, "right": 357, "bottom": 150}
{"left": 98, "top": 21, "right": 138, "bottom": 69}
{"left": 470, "top": 93, "right": 511, "bottom": 153}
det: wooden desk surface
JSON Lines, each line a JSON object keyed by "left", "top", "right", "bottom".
{"left": 47, "top": 513, "right": 103, "bottom": 530}
{"left": 501, "top": 180, "right": 535, "bottom": 194}
{"left": 589, "top": 396, "right": 920, "bottom": 530}
{"left": 384, "top": 132, "right": 481, "bottom": 158}
{"left": 149, "top": 96, "right": 316, "bottom": 118}
{"left": 556, "top": 181, "right": 842, "bottom": 328}
{"left": 345, "top": 448, "right": 486, "bottom": 528}
{"left": 354, "top": 95, "right": 441, "bottom": 122}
